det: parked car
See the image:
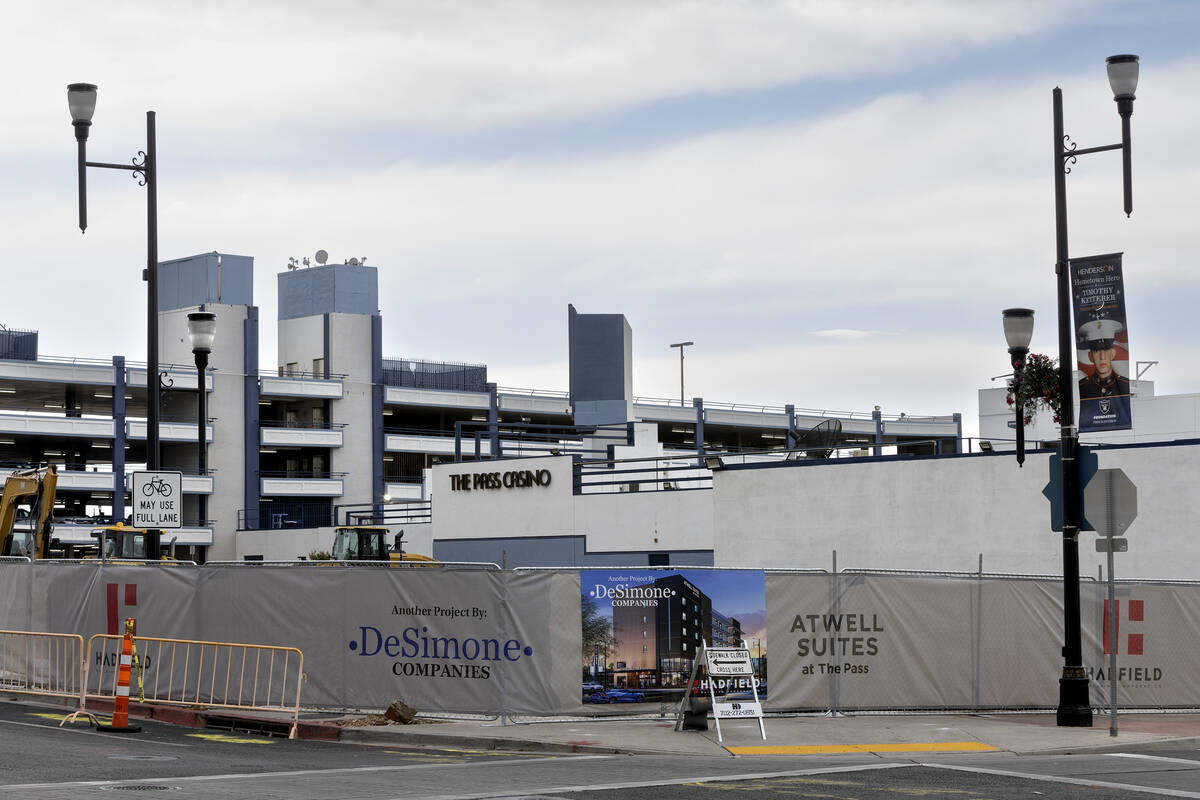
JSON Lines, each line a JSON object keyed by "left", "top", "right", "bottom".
{"left": 589, "top": 688, "right": 646, "bottom": 704}
{"left": 581, "top": 682, "right": 603, "bottom": 695}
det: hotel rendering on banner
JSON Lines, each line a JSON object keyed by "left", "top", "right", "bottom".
{"left": 1070, "top": 252, "right": 1132, "bottom": 433}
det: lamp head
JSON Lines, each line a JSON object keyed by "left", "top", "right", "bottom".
{"left": 187, "top": 311, "right": 217, "bottom": 354}
{"left": 1106, "top": 54, "right": 1139, "bottom": 100}
{"left": 67, "top": 83, "right": 97, "bottom": 142}
{"left": 1001, "top": 308, "right": 1035, "bottom": 355}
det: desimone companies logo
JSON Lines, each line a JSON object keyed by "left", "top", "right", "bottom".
{"left": 350, "top": 604, "right": 534, "bottom": 680}
{"left": 589, "top": 582, "right": 675, "bottom": 607}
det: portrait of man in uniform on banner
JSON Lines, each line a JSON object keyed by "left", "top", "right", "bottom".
{"left": 1077, "top": 317, "right": 1132, "bottom": 430}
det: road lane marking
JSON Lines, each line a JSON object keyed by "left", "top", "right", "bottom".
{"left": 728, "top": 742, "right": 998, "bottom": 755}
{"left": 1111, "top": 753, "right": 1200, "bottom": 766}
{"left": 187, "top": 732, "right": 275, "bottom": 745}
{"left": 0, "top": 755, "right": 611, "bottom": 791}
{"left": 0, "top": 718, "right": 192, "bottom": 747}
{"left": 922, "top": 762, "right": 1200, "bottom": 799}
{"left": 410, "top": 763, "right": 921, "bottom": 800}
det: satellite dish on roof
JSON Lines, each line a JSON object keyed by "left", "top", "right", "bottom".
{"left": 347, "top": 257, "right": 360, "bottom": 266}
{"left": 315, "top": 249, "right": 328, "bottom": 265}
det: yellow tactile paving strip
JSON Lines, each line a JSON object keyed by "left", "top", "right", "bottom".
{"left": 728, "top": 741, "right": 999, "bottom": 755}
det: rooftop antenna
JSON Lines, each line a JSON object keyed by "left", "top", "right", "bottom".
{"left": 287, "top": 257, "right": 298, "bottom": 270}
{"left": 315, "top": 249, "right": 328, "bottom": 265}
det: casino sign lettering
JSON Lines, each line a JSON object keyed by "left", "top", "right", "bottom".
{"left": 449, "top": 469, "right": 552, "bottom": 492}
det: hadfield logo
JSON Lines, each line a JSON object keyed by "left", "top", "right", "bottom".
{"left": 1103, "top": 598, "right": 1143, "bottom": 655}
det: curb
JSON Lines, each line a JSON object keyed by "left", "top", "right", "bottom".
{"left": 1034, "top": 735, "right": 1200, "bottom": 757}
{"left": 336, "top": 726, "right": 635, "bottom": 754}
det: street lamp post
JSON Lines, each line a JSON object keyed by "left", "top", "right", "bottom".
{"left": 187, "top": 312, "right": 216, "bottom": 528}
{"left": 67, "top": 83, "right": 162, "bottom": 471}
{"left": 1002, "top": 309, "right": 1035, "bottom": 466}
{"left": 1051, "top": 54, "right": 1139, "bottom": 728}
{"left": 669, "top": 341, "right": 693, "bottom": 407}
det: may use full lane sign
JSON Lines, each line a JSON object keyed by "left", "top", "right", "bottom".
{"left": 132, "top": 471, "right": 183, "bottom": 529}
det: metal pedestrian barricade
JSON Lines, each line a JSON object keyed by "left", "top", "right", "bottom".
{"left": 0, "top": 629, "right": 85, "bottom": 702}
{"left": 74, "top": 633, "right": 307, "bottom": 738}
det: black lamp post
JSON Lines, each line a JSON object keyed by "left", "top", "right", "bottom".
{"left": 1051, "top": 54, "right": 1139, "bottom": 728}
{"left": 1002, "top": 308, "right": 1034, "bottom": 466}
{"left": 68, "top": 83, "right": 162, "bottom": 471}
{"left": 670, "top": 341, "right": 693, "bottom": 407}
{"left": 187, "top": 312, "right": 216, "bottom": 528}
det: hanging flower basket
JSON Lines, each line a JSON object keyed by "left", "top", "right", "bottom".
{"left": 1006, "top": 353, "right": 1061, "bottom": 425}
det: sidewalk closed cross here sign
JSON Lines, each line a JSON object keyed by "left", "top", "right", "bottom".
{"left": 132, "top": 471, "right": 183, "bottom": 529}
{"left": 705, "top": 647, "right": 753, "bottom": 676}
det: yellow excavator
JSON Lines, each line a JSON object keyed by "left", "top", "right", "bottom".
{"left": 328, "top": 526, "right": 439, "bottom": 565}
{"left": 89, "top": 523, "right": 179, "bottom": 562}
{"left": 0, "top": 465, "right": 58, "bottom": 560}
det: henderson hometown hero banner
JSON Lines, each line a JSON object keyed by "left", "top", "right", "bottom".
{"left": 1070, "top": 253, "right": 1132, "bottom": 433}
{"left": 581, "top": 569, "right": 766, "bottom": 697}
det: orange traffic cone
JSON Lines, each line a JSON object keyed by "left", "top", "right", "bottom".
{"left": 95, "top": 617, "right": 141, "bottom": 733}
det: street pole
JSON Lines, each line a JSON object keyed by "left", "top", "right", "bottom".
{"left": 1053, "top": 85, "right": 1092, "bottom": 728}
{"left": 145, "top": 112, "right": 160, "bottom": 472}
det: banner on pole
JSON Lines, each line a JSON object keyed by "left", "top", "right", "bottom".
{"left": 1070, "top": 253, "right": 1132, "bottom": 432}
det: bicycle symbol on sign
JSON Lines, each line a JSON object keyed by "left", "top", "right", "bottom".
{"left": 142, "top": 476, "right": 173, "bottom": 498}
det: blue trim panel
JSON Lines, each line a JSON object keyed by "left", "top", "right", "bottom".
{"left": 323, "top": 313, "right": 331, "bottom": 377}
{"left": 112, "top": 356, "right": 126, "bottom": 522}
{"left": 372, "top": 315, "right": 384, "bottom": 504}
{"left": 244, "top": 307, "right": 261, "bottom": 526}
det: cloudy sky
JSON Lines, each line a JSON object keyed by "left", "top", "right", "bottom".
{"left": 5, "top": 1, "right": 1199, "bottom": 436}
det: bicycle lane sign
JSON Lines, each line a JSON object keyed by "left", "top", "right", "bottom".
{"left": 132, "top": 471, "right": 183, "bottom": 529}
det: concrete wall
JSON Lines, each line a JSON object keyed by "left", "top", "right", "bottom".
{"left": 428, "top": 454, "right": 713, "bottom": 565}
{"left": 328, "top": 313, "right": 377, "bottom": 508}
{"left": 713, "top": 442, "right": 1200, "bottom": 581}
{"left": 277, "top": 315, "right": 325, "bottom": 375}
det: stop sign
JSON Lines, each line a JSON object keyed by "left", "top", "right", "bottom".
{"left": 1083, "top": 468, "right": 1137, "bottom": 539}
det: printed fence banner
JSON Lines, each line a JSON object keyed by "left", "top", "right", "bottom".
{"left": 18, "top": 563, "right": 580, "bottom": 715}
{"left": 766, "top": 574, "right": 1066, "bottom": 711}
{"left": 580, "top": 569, "right": 766, "bottom": 703}
{"left": 1071, "top": 252, "right": 1132, "bottom": 432}
{"left": 1083, "top": 582, "right": 1200, "bottom": 708}
{"left": 8, "top": 564, "right": 1200, "bottom": 713}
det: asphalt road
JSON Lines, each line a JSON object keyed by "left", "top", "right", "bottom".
{"left": 1, "top": 702, "right": 1197, "bottom": 799}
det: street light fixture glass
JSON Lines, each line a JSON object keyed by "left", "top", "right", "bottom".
{"left": 67, "top": 83, "right": 98, "bottom": 127}
{"left": 187, "top": 312, "right": 217, "bottom": 354}
{"left": 1002, "top": 308, "right": 1035, "bottom": 353}
{"left": 1106, "top": 54, "right": 1139, "bottom": 99}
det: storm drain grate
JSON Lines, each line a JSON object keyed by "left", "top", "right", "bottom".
{"left": 100, "top": 786, "right": 176, "bottom": 792}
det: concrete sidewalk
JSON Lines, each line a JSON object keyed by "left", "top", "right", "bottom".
{"left": 329, "top": 711, "right": 1200, "bottom": 757}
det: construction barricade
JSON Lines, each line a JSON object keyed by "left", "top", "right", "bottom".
{"left": 77, "top": 633, "right": 307, "bottom": 738}
{"left": 0, "top": 628, "right": 85, "bottom": 703}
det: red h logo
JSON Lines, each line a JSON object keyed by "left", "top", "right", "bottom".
{"left": 106, "top": 583, "right": 137, "bottom": 636}
{"left": 1103, "top": 598, "right": 1144, "bottom": 655}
